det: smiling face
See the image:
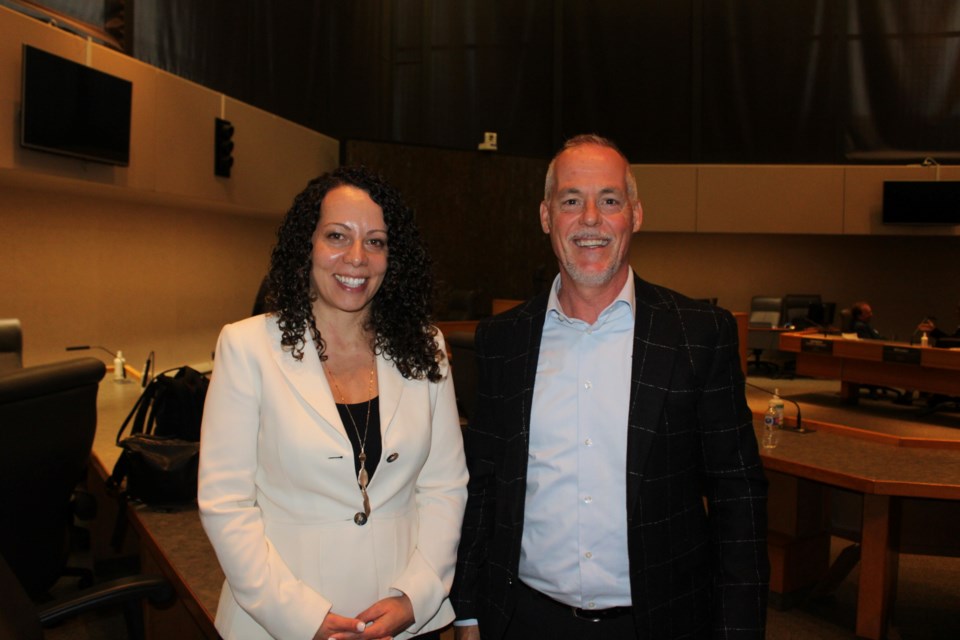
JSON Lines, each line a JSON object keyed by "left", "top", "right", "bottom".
{"left": 310, "top": 185, "right": 388, "bottom": 320}
{"left": 540, "top": 143, "right": 642, "bottom": 296}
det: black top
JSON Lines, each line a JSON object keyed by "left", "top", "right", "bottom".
{"left": 336, "top": 397, "right": 381, "bottom": 481}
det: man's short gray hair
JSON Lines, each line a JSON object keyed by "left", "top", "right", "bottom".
{"left": 543, "top": 134, "right": 638, "bottom": 201}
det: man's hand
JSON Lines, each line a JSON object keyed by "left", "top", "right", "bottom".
{"left": 454, "top": 624, "right": 481, "bottom": 640}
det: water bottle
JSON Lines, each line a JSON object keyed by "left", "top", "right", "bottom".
{"left": 762, "top": 406, "right": 780, "bottom": 449}
{"left": 113, "top": 350, "right": 126, "bottom": 381}
{"left": 769, "top": 388, "right": 785, "bottom": 429}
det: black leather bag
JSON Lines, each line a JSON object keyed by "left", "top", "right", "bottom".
{"left": 109, "top": 366, "right": 208, "bottom": 505}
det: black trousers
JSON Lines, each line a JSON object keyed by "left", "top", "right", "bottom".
{"left": 503, "top": 582, "right": 637, "bottom": 640}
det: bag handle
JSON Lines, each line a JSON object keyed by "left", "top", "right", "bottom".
{"left": 114, "top": 366, "right": 184, "bottom": 445}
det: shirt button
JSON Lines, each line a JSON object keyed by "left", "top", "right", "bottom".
{"left": 583, "top": 496, "right": 593, "bottom": 504}
{"left": 584, "top": 380, "right": 592, "bottom": 390}
{"left": 584, "top": 438, "right": 593, "bottom": 447}
{"left": 586, "top": 328, "right": 593, "bottom": 335}
{"left": 584, "top": 551, "right": 593, "bottom": 559}
{"left": 587, "top": 602, "right": 596, "bottom": 609}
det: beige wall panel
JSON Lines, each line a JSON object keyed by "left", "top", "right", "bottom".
{"left": 151, "top": 72, "right": 225, "bottom": 202}
{"left": 843, "top": 165, "right": 960, "bottom": 236}
{"left": 0, "top": 185, "right": 277, "bottom": 369}
{"left": 631, "top": 164, "right": 697, "bottom": 232}
{"left": 223, "top": 97, "right": 339, "bottom": 215}
{"left": 629, "top": 232, "right": 960, "bottom": 343}
{"left": 697, "top": 165, "right": 844, "bottom": 234}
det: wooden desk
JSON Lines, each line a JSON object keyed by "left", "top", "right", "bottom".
{"left": 91, "top": 380, "right": 220, "bottom": 640}
{"left": 779, "top": 331, "right": 960, "bottom": 402}
{"left": 759, "top": 423, "right": 960, "bottom": 639}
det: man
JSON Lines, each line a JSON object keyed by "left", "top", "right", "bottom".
{"left": 451, "top": 135, "right": 769, "bottom": 639}
{"left": 851, "top": 301, "right": 884, "bottom": 339}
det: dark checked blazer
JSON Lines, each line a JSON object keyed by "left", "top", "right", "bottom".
{"left": 451, "top": 274, "right": 770, "bottom": 639}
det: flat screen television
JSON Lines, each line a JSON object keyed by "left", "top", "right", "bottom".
{"left": 882, "top": 180, "right": 960, "bottom": 225}
{"left": 20, "top": 44, "right": 132, "bottom": 166}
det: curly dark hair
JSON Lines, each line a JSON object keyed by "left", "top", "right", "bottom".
{"left": 266, "top": 166, "right": 442, "bottom": 382}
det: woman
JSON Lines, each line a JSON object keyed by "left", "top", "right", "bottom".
{"left": 199, "top": 166, "right": 468, "bottom": 640}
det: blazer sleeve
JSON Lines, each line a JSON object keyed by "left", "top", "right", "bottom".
{"left": 699, "top": 309, "right": 770, "bottom": 637}
{"left": 389, "top": 330, "right": 469, "bottom": 633}
{"left": 198, "top": 322, "right": 331, "bottom": 640}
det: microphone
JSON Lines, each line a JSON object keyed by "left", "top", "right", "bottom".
{"left": 745, "top": 381, "right": 815, "bottom": 434}
{"left": 66, "top": 344, "right": 117, "bottom": 358}
{"left": 141, "top": 350, "right": 155, "bottom": 388}
{"left": 66, "top": 344, "right": 128, "bottom": 382}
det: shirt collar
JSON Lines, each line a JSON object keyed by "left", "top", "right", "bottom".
{"left": 546, "top": 270, "right": 636, "bottom": 326}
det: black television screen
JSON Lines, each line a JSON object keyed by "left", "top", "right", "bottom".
{"left": 882, "top": 181, "right": 960, "bottom": 225}
{"left": 20, "top": 45, "right": 132, "bottom": 166}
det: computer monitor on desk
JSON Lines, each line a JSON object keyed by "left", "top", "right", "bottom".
{"left": 935, "top": 337, "right": 960, "bottom": 349}
{"left": 807, "top": 301, "right": 836, "bottom": 329}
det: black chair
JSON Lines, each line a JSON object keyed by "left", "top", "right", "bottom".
{"left": 446, "top": 330, "right": 477, "bottom": 425}
{"left": 0, "top": 553, "right": 173, "bottom": 640}
{"left": 251, "top": 275, "right": 274, "bottom": 316}
{"left": 0, "top": 318, "right": 22, "bottom": 373}
{"left": 441, "top": 289, "right": 479, "bottom": 321}
{"left": 781, "top": 294, "right": 822, "bottom": 329}
{"left": 0, "top": 357, "right": 106, "bottom": 598}
{"left": 838, "top": 307, "right": 855, "bottom": 333}
{"left": 747, "top": 296, "right": 783, "bottom": 375}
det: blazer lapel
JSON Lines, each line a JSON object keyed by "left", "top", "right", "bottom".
{"left": 376, "top": 353, "right": 403, "bottom": 435}
{"left": 626, "top": 275, "right": 681, "bottom": 514}
{"left": 267, "top": 322, "right": 346, "bottom": 440}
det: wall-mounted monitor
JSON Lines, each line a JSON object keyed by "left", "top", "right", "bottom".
{"left": 20, "top": 44, "right": 132, "bottom": 166}
{"left": 882, "top": 180, "right": 960, "bottom": 225}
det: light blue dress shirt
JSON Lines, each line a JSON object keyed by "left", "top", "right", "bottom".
{"left": 517, "top": 273, "right": 635, "bottom": 610}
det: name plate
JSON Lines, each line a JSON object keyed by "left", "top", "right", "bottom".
{"left": 801, "top": 337, "right": 834, "bottom": 354}
{"left": 882, "top": 345, "right": 921, "bottom": 364}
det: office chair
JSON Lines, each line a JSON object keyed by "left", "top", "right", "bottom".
{"left": 0, "top": 553, "right": 173, "bottom": 640}
{"left": 251, "top": 275, "right": 274, "bottom": 316}
{"left": 0, "top": 318, "right": 22, "bottom": 373}
{"left": 747, "top": 296, "right": 783, "bottom": 375}
{"left": 0, "top": 357, "right": 106, "bottom": 599}
{"left": 441, "top": 289, "right": 479, "bottom": 321}
{"left": 838, "top": 308, "right": 854, "bottom": 333}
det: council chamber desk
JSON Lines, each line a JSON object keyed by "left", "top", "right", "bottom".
{"left": 760, "top": 420, "right": 960, "bottom": 640}
{"left": 778, "top": 330, "right": 960, "bottom": 402}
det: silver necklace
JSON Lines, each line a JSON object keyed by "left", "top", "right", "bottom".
{"left": 326, "top": 360, "right": 375, "bottom": 525}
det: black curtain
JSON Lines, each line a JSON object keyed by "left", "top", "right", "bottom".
{"left": 16, "top": 0, "right": 960, "bottom": 162}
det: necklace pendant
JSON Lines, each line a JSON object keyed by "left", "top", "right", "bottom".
{"left": 358, "top": 466, "right": 369, "bottom": 488}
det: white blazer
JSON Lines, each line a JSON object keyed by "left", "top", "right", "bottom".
{"left": 198, "top": 315, "right": 468, "bottom": 640}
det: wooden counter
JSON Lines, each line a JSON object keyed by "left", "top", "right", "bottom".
{"left": 759, "top": 423, "right": 960, "bottom": 639}
{"left": 779, "top": 331, "right": 960, "bottom": 401}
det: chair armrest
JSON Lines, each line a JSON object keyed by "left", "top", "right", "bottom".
{"left": 37, "top": 575, "right": 173, "bottom": 627}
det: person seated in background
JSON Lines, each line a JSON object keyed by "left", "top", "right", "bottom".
{"left": 917, "top": 300, "right": 960, "bottom": 346}
{"left": 851, "top": 301, "right": 885, "bottom": 339}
